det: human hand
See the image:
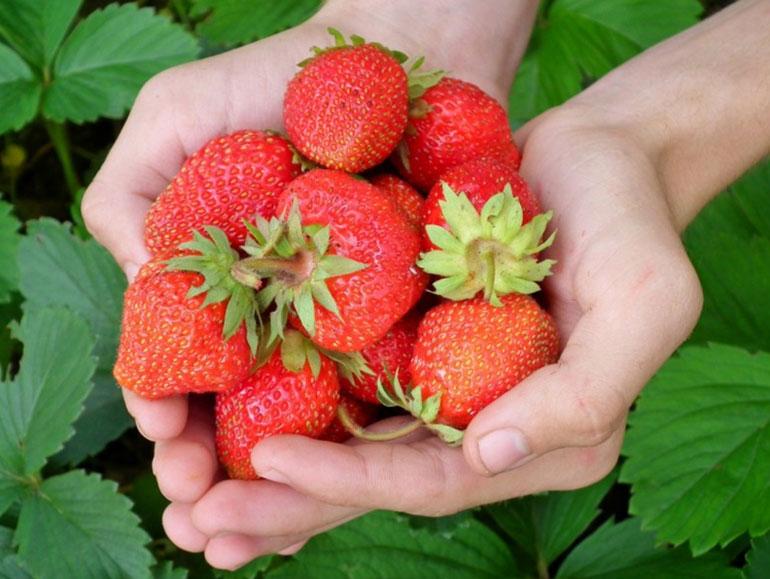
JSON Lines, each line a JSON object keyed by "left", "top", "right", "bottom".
{"left": 81, "top": 0, "right": 539, "bottom": 569}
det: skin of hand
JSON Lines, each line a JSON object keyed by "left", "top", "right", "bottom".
{"left": 81, "top": 0, "right": 540, "bottom": 570}
{"left": 168, "top": 0, "right": 770, "bottom": 569}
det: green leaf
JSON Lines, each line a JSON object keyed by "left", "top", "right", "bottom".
{"left": 621, "top": 345, "right": 770, "bottom": 555}
{"left": 0, "top": 44, "right": 41, "bottom": 135}
{"left": 509, "top": 0, "right": 702, "bottom": 126}
{"left": 18, "top": 219, "right": 132, "bottom": 463}
{"left": 153, "top": 561, "right": 188, "bottom": 579}
{"left": 271, "top": 510, "right": 517, "bottom": 578}
{"left": 43, "top": 3, "right": 199, "bottom": 123}
{"left": 556, "top": 518, "right": 740, "bottom": 579}
{"left": 0, "top": 0, "right": 81, "bottom": 68}
{"left": 191, "top": 0, "right": 321, "bottom": 47}
{"left": 744, "top": 534, "right": 770, "bottom": 579}
{"left": 684, "top": 160, "right": 770, "bottom": 352}
{"left": 15, "top": 470, "right": 152, "bottom": 579}
{"left": 0, "top": 308, "right": 95, "bottom": 482}
{"left": 487, "top": 470, "right": 616, "bottom": 565}
{"left": 0, "top": 202, "right": 21, "bottom": 304}
{"left": 0, "top": 556, "right": 32, "bottom": 579}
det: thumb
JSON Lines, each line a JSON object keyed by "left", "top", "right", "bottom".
{"left": 462, "top": 263, "right": 701, "bottom": 476}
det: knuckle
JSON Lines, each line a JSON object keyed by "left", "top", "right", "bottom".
{"left": 565, "top": 446, "right": 620, "bottom": 490}
{"left": 134, "top": 69, "right": 176, "bottom": 108}
{"left": 563, "top": 375, "right": 625, "bottom": 447}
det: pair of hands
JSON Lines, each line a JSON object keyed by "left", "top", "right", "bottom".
{"left": 82, "top": 8, "right": 703, "bottom": 571}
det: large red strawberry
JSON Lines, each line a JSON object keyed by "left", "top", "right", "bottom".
{"left": 371, "top": 173, "right": 423, "bottom": 230}
{"left": 216, "top": 339, "right": 339, "bottom": 480}
{"left": 113, "top": 236, "right": 258, "bottom": 399}
{"left": 422, "top": 158, "right": 541, "bottom": 251}
{"left": 341, "top": 313, "right": 419, "bottom": 404}
{"left": 232, "top": 169, "right": 425, "bottom": 352}
{"left": 320, "top": 394, "right": 379, "bottom": 443}
{"left": 144, "top": 130, "right": 301, "bottom": 255}
{"left": 393, "top": 77, "right": 521, "bottom": 191}
{"left": 380, "top": 294, "right": 558, "bottom": 442}
{"left": 284, "top": 30, "right": 409, "bottom": 173}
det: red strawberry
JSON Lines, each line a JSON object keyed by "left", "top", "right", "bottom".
{"left": 371, "top": 173, "right": 423, "bottom": 230}
{"left": 233, "top": 169, "right": 425, "bottom": 352}
{"left": 284, "top": 31, "right": 409, "bottom": 173}
{"left": 393, "top": 77, "right": 521, "bottom": 191}
{"left": 341, "top": 313, "right": 419, "bottom": 404}
{"left": 380, "top": 294, "right": 558, "bottom": 441}
{"left": 114, "top": 244, "right": 257, "bottom": 399}
{"left": 422, "top": 158, "right": 541, "bottom": 251}
{"left": 215, "top": 341, "right": 339, "bottom": 480}
{"left": 320, "top": 394, "right": 379, "bottom": 443}
{"left": 144, "top": 130, "right": 301, "bottom": 255}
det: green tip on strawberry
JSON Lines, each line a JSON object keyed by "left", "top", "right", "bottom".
{"left": 300, "top": 27, "right": 410, "bottom": 67}
{"left": 164, "top": 225, "right": 262, "bottom": 353}
{"left": 229, "top": 201, "right": 368, "bottom": 345}
{"left": 277, "top": 328, "right": 373, "bottom": 381}
{"left": 417, "top": 183, "right": 557, "bottom": 306}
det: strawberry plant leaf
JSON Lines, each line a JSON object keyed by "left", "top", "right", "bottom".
{"left": 556, "top": 518, "right": 740, "bottom": 579}
{"left": 0, "top": 0, "right": 81, "bottom": 68}
{"left": 191, "top": 0, "right": 320, "bottom": 47}
{"left": 213, "top": 555, "right": 273, "bottom": 578}
{"left": 18, "top": 219, "right": 131, "bottom": 465}
{"left": 43, "top": 3, "right": 199, "bottom": 123}
{"left": 0, "top": 44, "right": 41, "bottom": 136}
{"left": 15, "top": 470, "right": 152, "bottom": 579}
{"left": 486, "top": 469, "right": 616, "bottom": 566}
{"left": 153, "top": 561, "right": 188, "bottom": 579}
{"left": 509, "top": 0, "right": 702, "bottom": 126}
{"left": 621, "top": 344, "right": 770, "bottom": 555}
{"left": 744, "top": 534, "right": 770, "bottom": 579}
{"left": 0, "top": 202, "right": 21, "bottom": 304}
{"left": 684, "top": 161, "right": 770, "bottom": 352}
{"left": 0, "top": 555, "right": 31, "bottom": 579}
{"left": 0, "top": 308, "right": 94, "bottom": 481}
{"left": 271, "top": 510, "right": 517, "bottom": 578}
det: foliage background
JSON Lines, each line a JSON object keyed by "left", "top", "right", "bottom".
{"left": 0, "top": 0, "right": 768, "bottom": 578}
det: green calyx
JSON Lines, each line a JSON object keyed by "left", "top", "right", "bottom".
{"left": 417, "top": 183, "right": 557, "bottom": 306}
{"left": 375, "top": 373, "right": 464, "bottom": 445}
{"left": 230, "top": 202, "right": 368, "bottom": 345}
{"left": 274, "top": 329, "right": 369, "bottom": 379}
{"left": 165, "top": 227, "right": 261, "bottom": 354}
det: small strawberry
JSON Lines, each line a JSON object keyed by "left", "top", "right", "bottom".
{"left": 113, "top": 228, "right": 260, "bottom": 398}
{"left": 417, "top": 182, "right": 555, "bottom": 305}
{"left": 422, "top": 158, "right": 541, "bottom": 251}
{"left": 379, "top": 294, "right": 559, "bottom": 443}
{"left": 215, "top": 332, "right": 340, "bottom": 480}
{"left": 393, "top": 77, "right": 521, "bottom": 191}
{"left": 284, "top": 29, "right": 443, "bottom": 173}
{"left": 371, "top": 173, "right": 423, "bottom": 230}
{"left": 320, "top": 394, "right": 379, "bottom": 443}
{"left": 144, "top": 130, "right": 301, "bottom": 255}
{"left": 231, "top": 169, "right": 426, "bottom": 352}
{"left": 341, "top": 313, "right": 419, "bottom": 404}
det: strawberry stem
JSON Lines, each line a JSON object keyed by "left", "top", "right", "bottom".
{"left": 337, "top": 404, "right": 424, "bottom": 442}
{"left": 232, "top": 251, "right": 316, "bottom": 289}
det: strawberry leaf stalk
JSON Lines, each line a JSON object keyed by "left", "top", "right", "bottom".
{"left": 165, "top": 226, "right": 262, "bottom": 353}
{"left": 417, "top": 184, "right": 557, "bottom": 305}
{"left": 230, "top": 202, "right": 368, "bottom": 346}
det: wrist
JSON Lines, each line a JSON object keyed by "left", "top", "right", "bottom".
{"left": 311, "top": 0, "right": 539, "bottom": 103}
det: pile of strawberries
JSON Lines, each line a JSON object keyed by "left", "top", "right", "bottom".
{"left": 113, "top": 30, "right": 559, "bottom": 480}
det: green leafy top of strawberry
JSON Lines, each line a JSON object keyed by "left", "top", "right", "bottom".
{"left": 417, "top": 183, "right": 556, "bottom": 306}
{"left": 300, "top": 28, "right": 445, "bottom": 100}
{"left": 230, "top": 202, "right": 368, "bottom": 345}
{"left": 165, "top": 226, "right": 261, "bottom": 353}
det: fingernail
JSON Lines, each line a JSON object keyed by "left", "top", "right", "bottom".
{"left": 477, "top": 428, "right": 531, "bottom": 474}
{"left": 123, "top": 261, "right": 140, "bottom": 283}
{"left": 257, "top": 467, "right": 290, "bottom": 484}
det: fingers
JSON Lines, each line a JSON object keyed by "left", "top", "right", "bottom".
{"left": 123, "top": 389, "right": 188, "bottom": 441}
{"left": 162, "top": 503, "right": 208, "bottom": 553}
{"left": 153, "top": 397, "right": 220, "bottom": 503}
{"left": 250, "top": 427, "right": 624, "bottom": 515}
{"left": 191, "top": 479, "right": 361, "bottom": 538}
